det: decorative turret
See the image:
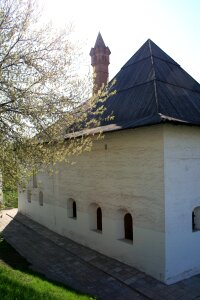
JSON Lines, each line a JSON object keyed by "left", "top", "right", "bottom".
{"left": 90, "top": 32, "right": 111, "bottom": 95}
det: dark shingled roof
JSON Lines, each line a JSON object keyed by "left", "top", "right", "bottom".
{"left": 67, "top": 39, "right": 200, "bottom": 137}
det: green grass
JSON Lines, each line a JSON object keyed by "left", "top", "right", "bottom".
{"left": 0, "top": 236, "right": 96, "bottom": 300}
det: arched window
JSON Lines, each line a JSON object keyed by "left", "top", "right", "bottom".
{"left": 27, "top": 190, "right": 31, "bottom": 203}
{"left": 97, "top": 207, "right": 102, "bottom": 231}
{"left": 67, "top": 198, "right": 77, "bottom": 219}
{"left": 32, "top": 173, "right": 37, "bottom": 188}
{"left": 73, "top": 201, "right": 77, "bottom": 218}
{"left": 39, "top": 191, "right": 43, "bottom": 206}
{"left": 124, "top": 213, "right": 133, "bottom": 240}
{"left": 192, "top": 207, "right": 200, "bottom": 231}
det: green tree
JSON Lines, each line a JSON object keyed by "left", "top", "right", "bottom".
{"left": 0, "top": 0, "right": 108, "bottom": 190}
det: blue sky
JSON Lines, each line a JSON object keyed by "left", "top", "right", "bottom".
{"left": 41, "top": 0, "right": 200, "bottom": 82}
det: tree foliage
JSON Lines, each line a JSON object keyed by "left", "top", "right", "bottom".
{"left": 0, "top": 0, "right": 109, "bottom": 188}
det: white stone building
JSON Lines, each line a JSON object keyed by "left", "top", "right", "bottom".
{"left": 18, "top": 35, "right": 200, "bottom": 284}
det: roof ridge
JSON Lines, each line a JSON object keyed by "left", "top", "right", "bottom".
{"left": 148, "top": 40, "right": 156, "bottom": 81}
{"left": 148, "top": 40, "right": 159, "bottom": 114}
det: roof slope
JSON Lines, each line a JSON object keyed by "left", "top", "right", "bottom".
{"left": 90, "top": 39, "right": 200, "bottom": 133}
{"left": 67, "top": 39, "right": 200, "bottom": 137}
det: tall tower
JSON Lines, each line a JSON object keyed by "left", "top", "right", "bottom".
{"left": 90, "top": 32, "right": 111, "bottom": 95}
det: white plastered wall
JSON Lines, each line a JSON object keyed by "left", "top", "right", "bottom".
{"left": 18, "top": 125, "right": 165, "bottom": 281}
{"left": 164, "top": 124, "right": 200, "bottom": 284}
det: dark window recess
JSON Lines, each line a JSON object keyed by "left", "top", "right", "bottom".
{"left": 39, "top": 191, "right": 43, "bottom": 206}
{"left": 27, "top": 190, "right": 31, "bottom": 203}
{"left": 192, "top": 211, "right": 195, "bottom": 231}
{"left": 192, "top": 207, "right": 200, "bottom": 231}
{"left": 73, "top": 201, "right": 77, "bottom": 218}
{"left": 97, "top": 207, "right": 102, "bottom": 231}
{"left": 33, "top": 174, "right": 37, "bottom": 188}
{"left": 124, "top": 213, "right": 133, "bottom": 240}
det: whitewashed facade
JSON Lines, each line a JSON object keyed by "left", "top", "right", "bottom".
{"left": 18, "top": 124, "right": 200, "bottom": 284}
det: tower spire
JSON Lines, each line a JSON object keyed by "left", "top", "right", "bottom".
{"left": 90, "top": 33, "right": 111, "bottom": 95}
{"left": 94, "top": 32, "right": 106, "bottom": 47}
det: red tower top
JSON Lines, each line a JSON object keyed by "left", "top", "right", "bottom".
{"left": 90, "top": 32, "right": 111, "bottom": 95}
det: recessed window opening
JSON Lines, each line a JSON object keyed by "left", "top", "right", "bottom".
{"left": 124, "top": 213, "right": 133, "bottom": 240}
{"left": 67, "top": 198, "right": 77, "bottom": 219}
{"left": 97, "top": 207, "right": 102, "bottom": 231}
{"left": 39, "top": 191, "right": 43, "bottom": 206}
{"left": 33, "top": 173, "right": 37, "bottom": 188}
{"left": 73, "top": 201, "right": 77, "bottom": 218}
{"left": 27, "top": 190, "right": 31, "bottom": 203}
{"left": 192, "top": 207, "right": 200, "bottom": 231}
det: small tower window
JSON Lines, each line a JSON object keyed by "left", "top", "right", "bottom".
{"left": 124, "top": 213, "right": 133, "bottom": 240}
{"left": 192, "top": 207, "right": 200, "bottom": 231}
{"left": 39, "top": 191, "right": 43, "bottom": 206}
{"left": 97, "top": 207, "right": 102, "bottom": 231}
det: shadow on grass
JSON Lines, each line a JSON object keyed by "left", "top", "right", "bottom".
{"left": 0, "top": 237, "right": 29, "bottom": 270}
{"left": 0, "top": 235, "right": 96, "bottom": 300}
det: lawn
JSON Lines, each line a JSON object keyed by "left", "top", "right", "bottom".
{"left": 0, "top": 236, "right": 96, "bottom": 300}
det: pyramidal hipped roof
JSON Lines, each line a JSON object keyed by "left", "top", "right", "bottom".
{"left": 91, "top": 39, "right": 200, "bottom": 133}
{"left": 69, "top": 39, "right": 200, "bottom": 136}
